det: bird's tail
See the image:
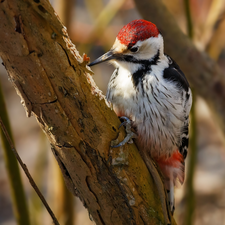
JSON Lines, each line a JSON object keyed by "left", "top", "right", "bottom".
{"left": 155, "top": 150, "right": 185, "bottom": 213}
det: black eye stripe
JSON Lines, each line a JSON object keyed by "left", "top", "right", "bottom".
{"left": 130, "top": 47, "right": 139, "bottom": 52}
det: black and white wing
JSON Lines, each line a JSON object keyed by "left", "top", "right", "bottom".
{"left": 164, "top": 55, "right": 192, "bottom": 160}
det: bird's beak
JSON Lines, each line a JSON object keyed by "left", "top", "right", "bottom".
{"left": 88, "top": 50, "right": 115, "bottom": 67}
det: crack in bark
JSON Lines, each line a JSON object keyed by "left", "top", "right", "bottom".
{"left": 57, "top": 42, "right": 73, "bottom": 67}
{"left": 14, "top": 15, "right": 22, "bottom": 33}
{"left": 51, "top": 146, "right": 72, "bottom": 180}
{"left": 14, "top": 80, "right": 33, "bottom": 117}
{"left": 97, "top": 210, "right": 106, "bottom": 225}
{"left": 34, "top": 98, "right": 58, "bottom": 105}
{"left": 37, "top": 5, "right": 48, "bottom": 14}
{"left": 51, "top": 146, "right": 78, "bottom": 196}
{"left": 86, "top": 176, "right": 99, "bottom": 203}
{"left": 139, "top": 215, "right": 147, "bottom": 225}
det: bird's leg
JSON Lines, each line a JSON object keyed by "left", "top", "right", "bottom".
{"left": 111, "top": 116, "right": 138, "bottom": 148}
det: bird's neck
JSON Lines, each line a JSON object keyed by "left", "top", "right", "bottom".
{"left": 114, "top": 49, "right": 166, "bottom": 78}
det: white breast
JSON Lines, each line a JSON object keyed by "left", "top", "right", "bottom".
{"left": 107, "top": 59, "right": 190, "bottom": 158}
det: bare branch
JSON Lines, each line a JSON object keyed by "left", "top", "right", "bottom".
{"left": 0, "top": 117, "right": 60, "bottom": 225}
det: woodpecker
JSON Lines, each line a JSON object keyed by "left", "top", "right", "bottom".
{"left": 89, "top": 19, "right": 192, "bottom": 214}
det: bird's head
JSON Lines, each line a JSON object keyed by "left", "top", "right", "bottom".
{"left": 89, "top": 19, "right": 164, "bottom": 68}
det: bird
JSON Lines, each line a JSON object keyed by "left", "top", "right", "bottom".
{"left": 89, "top": 19, "right": 192, "bottom": 217}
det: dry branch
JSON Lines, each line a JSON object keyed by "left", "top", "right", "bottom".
{"left": 0, "top": 117, "right": 60, "bottom": 225}
{"left": 134, "top": 0, "right": 225, "bottom": 136}
{"left": 0, "top": 0, "right": 176, "bottom": 224}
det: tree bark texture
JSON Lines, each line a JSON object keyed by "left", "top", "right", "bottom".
{"left": 134, "top": 0, "right": 225, "bottom": 136}
{"left": 0, "top": 0, "right": 176, "bottom": 224}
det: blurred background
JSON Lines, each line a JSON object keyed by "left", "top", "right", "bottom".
{"left": 1, "top": 0, "right": 225, "bottom": 224}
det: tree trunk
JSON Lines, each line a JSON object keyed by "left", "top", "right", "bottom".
{"left": 0, "top": 0, "right": 176, "bottom": 224}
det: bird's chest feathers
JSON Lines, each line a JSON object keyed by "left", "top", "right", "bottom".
{"left": 112, "top": 67, "right": 136, "bottom": 99}
{"left": 109, "top": 65, "right": 159, "bottom": 119}
{"left": 107, "top": 61, "right": 186, "bottom": 156}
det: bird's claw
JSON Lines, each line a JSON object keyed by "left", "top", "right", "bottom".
{"left": 111, "top": 116, "right": 137, "bottom": 148}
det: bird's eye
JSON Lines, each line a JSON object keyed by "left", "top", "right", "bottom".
{"left": 130, "top": 47, "right": 139, "bottom": 53}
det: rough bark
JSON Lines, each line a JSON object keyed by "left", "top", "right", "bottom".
{"left": 0, "top": 0, "right": 176, "bottom": 224}
{"left": 134, "top": 0, "right": 225, "bottom": 136}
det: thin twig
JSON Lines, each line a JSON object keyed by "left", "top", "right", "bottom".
{"left": 0, "top": 116, "right": 61, "bottom": 225}
{"left": 0, "top": 79, "right": 30, "bottom": 225}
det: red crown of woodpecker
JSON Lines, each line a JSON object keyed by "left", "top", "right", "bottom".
{"left": 117, "top": 19, "right": 159, "bottom": 48}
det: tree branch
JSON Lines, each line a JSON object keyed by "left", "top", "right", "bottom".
{"left": 0, "top": 116, "right": 60, "bottom": 225}
{"left": 134, "top": 0, "right": 225, "bottom": 136}
{"left": 0, "top": 78, "right": 31, "bottom": 225}
{"left": 0, "top": 0, "right": 176, "bottom": 224}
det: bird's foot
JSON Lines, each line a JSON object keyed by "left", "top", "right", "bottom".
{"left": 111, "top": 116, "right": 137, "bottom": 148}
